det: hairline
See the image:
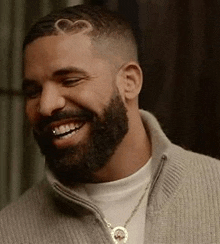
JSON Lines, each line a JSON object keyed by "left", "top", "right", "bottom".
{"left": 23, "top": 29, "right": 138, "bottom": 71}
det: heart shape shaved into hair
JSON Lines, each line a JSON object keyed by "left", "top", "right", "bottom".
{"left": 54, "top": 19, "right": 93, "bottom": 35}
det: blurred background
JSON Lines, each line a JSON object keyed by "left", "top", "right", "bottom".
{"left": 1, "top": 0, "right": 220, "bottom": 210}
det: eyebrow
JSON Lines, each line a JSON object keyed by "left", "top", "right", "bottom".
{"left": 52, "top": 67, "right": 88, "bottom": 77}
{"left": 22, "top": 66, "right": 89, "bottom": 88}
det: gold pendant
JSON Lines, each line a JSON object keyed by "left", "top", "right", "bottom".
{"left": 111, "top": 226, "right": 128, "bottom": 244}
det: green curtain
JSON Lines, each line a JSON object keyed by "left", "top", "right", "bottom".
{"left": 0, "top": 0, "right": 84, "bottom": 210}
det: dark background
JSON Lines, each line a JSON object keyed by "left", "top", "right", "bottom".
{"left": 89, "top": 0, "right": 220, "bottom": 159}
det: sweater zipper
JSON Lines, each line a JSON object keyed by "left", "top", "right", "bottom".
{"left": 147, "top": 154, "right": 167, "bottom": 201}
{"left": 53, "top": 183, "right": 111, "bottom": 229}
{"left": 51, "top": 155, "right": 167, "bottom": 243}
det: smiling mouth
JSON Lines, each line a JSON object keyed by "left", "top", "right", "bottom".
{"left": 52, "top": 121, "right": 85, "bottom": 139}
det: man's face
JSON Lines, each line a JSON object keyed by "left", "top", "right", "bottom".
{"left": 23, "top": 33, "right": 128, "bottom": 184}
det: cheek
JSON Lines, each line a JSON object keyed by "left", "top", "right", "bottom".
{"left": 66, "top": 84, "right": 114, "bottom": 114}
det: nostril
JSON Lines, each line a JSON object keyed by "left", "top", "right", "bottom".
{"left": 39, "top": 96, "right": 66, "bottom": 117}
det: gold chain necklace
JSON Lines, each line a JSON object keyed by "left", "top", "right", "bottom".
{"left": 104, "top": 181, "right": 151, "bottom": 244}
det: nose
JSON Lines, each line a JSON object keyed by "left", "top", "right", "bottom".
{"left": 38, "top": 83, "right": 65, "bottom": 117}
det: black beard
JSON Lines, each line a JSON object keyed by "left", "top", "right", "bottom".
{"left": 34, "top": 92, "right": 128, "bottom": 185}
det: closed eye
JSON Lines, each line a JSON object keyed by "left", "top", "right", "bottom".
{"left": 22, "top": 81, "right": 42, "bottom": 99}
{"left": 62, "top": 77, "right": 85, "bottom": 87}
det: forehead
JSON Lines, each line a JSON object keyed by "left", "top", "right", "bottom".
{"left": 23, "top": 33, "right": 100, "bottom": 78}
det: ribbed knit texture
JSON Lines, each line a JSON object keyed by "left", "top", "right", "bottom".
{"left": 1, "top": 110, "right": 220, "bottom": 243}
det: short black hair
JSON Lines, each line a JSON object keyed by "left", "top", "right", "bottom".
{"left": 23, "top": 4, "right": 138, "bottom": 56}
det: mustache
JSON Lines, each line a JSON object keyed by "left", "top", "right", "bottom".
{"left": 34, "top": 109, "right": 94, "bottom": 134}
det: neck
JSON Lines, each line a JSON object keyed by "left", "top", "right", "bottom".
{"left": 92, "top": 110, "right": 151, "bottom": 183}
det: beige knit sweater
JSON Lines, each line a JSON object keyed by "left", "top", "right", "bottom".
{"left": 1, "top": 110, "right": 220, "bottom": 243}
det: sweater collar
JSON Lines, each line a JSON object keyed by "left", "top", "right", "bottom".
{"left": 140, "top": 110, "right": 188, "bottom": 214}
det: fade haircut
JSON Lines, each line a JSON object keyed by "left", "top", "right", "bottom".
{"left": 23, "top": 4, "right": 139, "bottom": 63}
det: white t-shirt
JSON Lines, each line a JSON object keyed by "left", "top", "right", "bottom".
{"left": 85, "top": 158, "right": 153, "bottom": 244}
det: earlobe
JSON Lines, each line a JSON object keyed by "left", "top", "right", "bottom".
{"left": 119, "top": 62, "right": 143, "bottom": 101}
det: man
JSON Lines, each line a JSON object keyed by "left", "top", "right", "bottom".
{"left": 0, "top": 4, "right": 220, "bottom": 244}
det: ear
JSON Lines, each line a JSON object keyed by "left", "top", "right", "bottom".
{"left": 117, "top": 62, "right": 143, "bottom": 101}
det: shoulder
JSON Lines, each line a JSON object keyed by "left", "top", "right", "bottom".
{"left": 0, "top": 179, "right": 50, "bottom": 217}
{"left": 0, "top": 179, "right": 54, "bottom": 240}
{"left": 168, "top": 143, "right": 220, "bottom": 189}
{"left": 174, "top": 144, "right": 220, "bottom": 170}
{"left": 151, "top": 143, "right": 220, "bottom": 212}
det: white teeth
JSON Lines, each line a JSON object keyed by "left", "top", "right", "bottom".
{"left": 52, "top": 123, "right": 82, "bottom": 136}
{"left": 65, "top": 125, "right": 70, "bottom": 133}
{"left": 54, "top": 127, "right": 60, "bottom": 135}
{"left": 62, "top": 131, "right": 75, "bottom": 139}
{"left": 70, "top": 123, "right": 75, "bottom": 130}
{"left": 60, "top": 125, "right": 66, "bottom": 134}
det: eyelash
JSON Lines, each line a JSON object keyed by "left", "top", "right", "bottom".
{"left": 23, "top": 77, "right": 85, "bottom": 99}
{"left": 62, "top": 78, "right": 83, "bottom": 86}
{"left": 23, "top": 85, "right": 42, "bottom": 99}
